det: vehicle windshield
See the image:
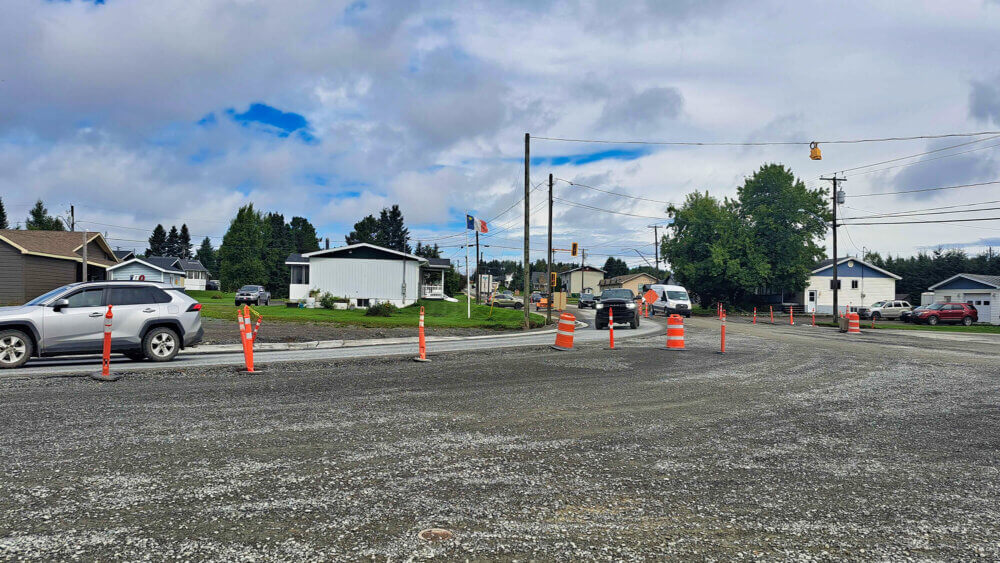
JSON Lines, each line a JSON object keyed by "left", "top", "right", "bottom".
{"left": 601, "top": 289, "right": 634, "bottom": 300}
{"left": 580, "top": 293, "right": 593, "bottom": 299}
{"left": 24, "top": 286, "right": 73, "bottom": 306}
{"left": 239, "top": 286, "right": 259, "bottom": 292}
{"left": 666, "top": 290, "right": 688, "bottom": 300}
{"left": 870, "top": 301, "right": 885, "bottom": 308}
{"left": 927, "top": 303, "right": 944, "bottom": 310}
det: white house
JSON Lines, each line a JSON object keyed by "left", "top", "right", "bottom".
{"left": 285, "top": 243, "right": 451, "bottom": 307}
{"left": 107, "top": 256, "right": 186, "bottom": 286}
{"left": 927, "top": 273, "right": 1000, "bottom": 325}
{"left": 560, "top": 265, "right": 605, "bottom": 295}
{"left": 179, "top": 259, "right": 210, "bottom": 291}
{"left": 801, "top": 257, "right": 901, "bottom": 314}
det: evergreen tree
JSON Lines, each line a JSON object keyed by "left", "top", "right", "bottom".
{"left": 378, "top": 204, "right": 411, "bottom": 253}
{"left": 178, "top": 224, "right": 193, "bottom": 259}
{"left": 289, "top": 216, "right": 320, "bottom": 253}
{"left": 146, "top": 224, "right": 167, "bottom": 256}
{"left": 0, "top": 197, "right": 8, "bottom": 229}
{"left": 345, "top": 215, "right": 380, "bottom": 246}
{"left": 165, "top": 225, "right": 181, "bottom": 257}
{"left": 602, "top": 257, "right": 630, "bottom": 278}
{"left": 264, "top": 212, "right": 295, "bottom": 298}
{"left": 218, "top": 205, "right": 268, "bottom": 292}
{"left": 195, "top": 237, "right": 218, "bottom": 278}
{"left": 26, "top": 200, "right": 65, "bottom": 231}
{"left": 414, "top": 242, "right": 442, "bottom": 259}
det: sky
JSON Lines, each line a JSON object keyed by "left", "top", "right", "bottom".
{"left": 2, "top": 0, "right": 1000, "bottom": 270}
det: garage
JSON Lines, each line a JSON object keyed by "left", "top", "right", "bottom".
{"left": 928, "top": 273, "right": 1000, "bottom": 325}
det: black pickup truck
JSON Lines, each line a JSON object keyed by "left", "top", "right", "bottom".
{"left": 594, "top": 288, "right": 639, "bottom": 330}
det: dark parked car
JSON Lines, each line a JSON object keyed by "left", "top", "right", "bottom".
{"left": 206, "top": 280, "right": 220, "bottom": 291}
{"left": 900, "top": 305, "right": 929, "bottom": 323}
{"left": 913, "top": 302, "right": 978, "bottom": 326}
{"left": 594, "top": 288, "right": 639, "bottom": 330}
{"left": 578, "top": 292, "right": 596, "bottom": 309}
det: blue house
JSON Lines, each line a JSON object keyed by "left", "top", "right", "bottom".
{"left": 107, "top": 256, "right": 187, "bottom": 286}
{"left": 800, "top": 257, "right": 901, "bottom": 314}
{"left": 928, "top": 273, "right": 999, "bottom": 325}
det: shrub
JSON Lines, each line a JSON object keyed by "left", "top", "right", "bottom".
{"left": 365, "top": 302, "right": 398, "bottom": 317}
{"left": 320, "top": 293, "right": 338, "bottom": 310}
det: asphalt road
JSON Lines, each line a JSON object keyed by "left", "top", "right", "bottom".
{"left": 9, "top": 306, "right": 663, "bottom": 377}
{"left": 2, "top": 315, "right": 999, "bottom": 560}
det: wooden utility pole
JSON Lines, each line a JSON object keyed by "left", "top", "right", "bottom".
{"left": 523, "top": 133, "right": 530, "bottom": 329}
{"left": 649, "top": 225, "right": 660, "bottom": 277}
{"left": 547, "top": 173, "right": 553, "bottom": 325}
{"left": 821, "top": 175, "right": 846, "bottom": 317}
{"left": 81, "top": 229, "right": 88, "bottom": 282}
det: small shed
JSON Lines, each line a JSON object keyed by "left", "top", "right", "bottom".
{"left": 927, "top": 273, "right": 1000, "bottom": 325}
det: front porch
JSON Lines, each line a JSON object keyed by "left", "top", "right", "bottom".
{"left": 420, "top": 267, "right": 446, "bottom": 300}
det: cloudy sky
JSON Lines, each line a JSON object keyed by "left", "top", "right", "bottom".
{"left": 3, "top": 0, "right": 1000, "bottom": 269}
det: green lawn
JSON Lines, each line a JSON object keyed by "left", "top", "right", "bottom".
{"left": 187, "top": 290, "right": 237, "bottom": 302}
{"left": 197, "top": 296, "right": 546, "bottom": 329}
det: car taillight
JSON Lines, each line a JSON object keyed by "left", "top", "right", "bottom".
{"left": 187, "top": 303, "right": 202, "bottom": 312}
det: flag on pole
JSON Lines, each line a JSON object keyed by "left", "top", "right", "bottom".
{"left": 466, "top": 214, "right": 488, "bottom": 233}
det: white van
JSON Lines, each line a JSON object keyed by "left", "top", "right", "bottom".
{"left": 648, "top": 284, "right": 693, "bottom": 318}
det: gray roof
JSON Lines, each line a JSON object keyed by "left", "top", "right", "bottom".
{"left": 179, "top": 259, "right": 208, "bottom": 272}
{"left": 929, "top": 272, "right": 1000, "bottom": 290}
{"left": 812, "top": 256, "right": 900, "bottom": 280}
{"left": 113, "top": 249, "right": 135, "bottom": 260}
{"left": 425, "top": 257, "right": 451, "bottom": 268}
{"left": 143, "top": 256, "right": 184, "bottom": 274}
{"left": 285, "top": 253, "right": 307, "bottom": 264}
{"left": 560, "top": 265, "right": 605, "bottom": 274}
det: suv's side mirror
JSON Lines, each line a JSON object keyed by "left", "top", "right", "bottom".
{"left": 52, "top": 298, "right": 70, "bottom": 311}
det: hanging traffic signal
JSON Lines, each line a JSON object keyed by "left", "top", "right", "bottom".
{"left": 571, "top": 242, "right": 578, "bottom": 257}
{"left": 809, "top": 141, "right": 822, "bottom": 160}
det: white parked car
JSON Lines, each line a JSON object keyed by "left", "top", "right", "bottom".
{"left": 868, "top": 300, "right": 911, "bottom": 320}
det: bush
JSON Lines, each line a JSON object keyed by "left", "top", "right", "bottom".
{"left": 365, "top": 302, "right": 398, "bottom": 317}
{"left": 320, "top": 293, "right": 337, "bottom": 309}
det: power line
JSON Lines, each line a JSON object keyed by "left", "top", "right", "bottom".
{"left": 554, "top": 177, "right": 672, "bottom": 205}
{"left": 840, "top": 216, "right": 1000, "bottom": 226}
{"left": 534, "top": 130, "right": 1000, "bottom": 147}
{"left": 842, "top": 205, "right": 1000, "bottom": 221}
{"left": 845, "top": 199, "right": 1000, "bottom": 217}
{"left": 818, "top": 134, "right": 1000, "bottom": 177}
{"left": 553, "top": 197, "right": 669, "bottom": 220}
{"left": 842, "top": 204, "right": 1000, "bottom": 233}
{"left": 842, "top": 139, "right": 1000, "bottom": 178}
{"left": 849, "top": 180, "right": 1000, "bottom": 198}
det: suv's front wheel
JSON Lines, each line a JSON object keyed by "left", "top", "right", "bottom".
{"left": 0, "top": 329, "right": 32, "bottom": 369}
{"left": 143, "top": 327, "right": 180, "bottom": 362}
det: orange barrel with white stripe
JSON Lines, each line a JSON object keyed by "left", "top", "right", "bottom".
{"left": 847, "top": 312, "right": 861, "bottom": 334}
{"left": 551, "top": 312, "right": 576, "bottom": 351}
{"left": 666, "top": 314, "right": 685, "bottom": 350}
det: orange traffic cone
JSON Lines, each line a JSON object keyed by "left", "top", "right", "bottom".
{"left": 414, "top": 306, "right": 430, "bottom": 362}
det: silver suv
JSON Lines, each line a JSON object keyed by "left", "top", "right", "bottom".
{"left": 235, "top": 285, "right": 271, "bottom": 306}
{"left": 0, "top": 281, "right": 204, "bottom": 369}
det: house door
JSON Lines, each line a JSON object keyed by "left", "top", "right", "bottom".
{"left": 806, "top": 290, "right": 817, "bottom": 313}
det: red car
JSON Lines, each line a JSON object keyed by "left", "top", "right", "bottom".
{"left": 913, "top": 302, "right": 978, "bottom": 326}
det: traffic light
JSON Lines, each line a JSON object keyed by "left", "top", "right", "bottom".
{"left": 551, "top": 272, "right": 557, "bottom": 288}
{"left": 571, "top": 242, "right": 578, "bottom": 257}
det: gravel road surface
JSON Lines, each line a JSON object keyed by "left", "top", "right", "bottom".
{"left": 1, "top": 317, "right": 998, "bottom": 560}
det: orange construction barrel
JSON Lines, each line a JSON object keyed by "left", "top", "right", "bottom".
{"left": 666, "top": 314, "right": 685, "bottom": 350}
{"left": 847, "top": 312, "right": 861, "bottom": 334}
{"left": 551, "top": 313, "right": 577, "bottom": 351}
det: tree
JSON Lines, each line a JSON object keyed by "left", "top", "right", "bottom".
{"left": 26, "top": 200, "right": 64, "bottom": 231}
{"left": 414, "top": 242, "right": 441, "bottom": 259}
{"left": 164, "top": 225, "right": 181, "bottom": 257}
{"left": 263, "top": 212, "right": 295, "bottom": 298}
{"left": 444, "top": 266, "right": 466, "bottom": 297}
{"left": 378, "top": 204, "right": 411, "bottom": 253}
{"left": 0, "top": 197, "right": 8, "bottom": 229}
{"left": 178, "top": 224, "right": 193, "bottom": 259}
{"left": 289, "top": 216, "right": 320, "bottom": 253}
{"left": 661, "top": 191, "right": 769, "bottom": 305}
{"left": 195, "top": 237, "right": 218, "bottom": 278}
{"left": 737, "top": 164, "right": 828, "bottom": 300}
{"left": 345, "top": 215, "right": 380, "bottom": 246}
{"left": 602, "top": 257, "right": 629, "bottom": 278}
{"left": 218, "top": 205, "right": 268, "bottom": 292}
{"left": 146, "top": 224, "right": 167, "bottom": 256}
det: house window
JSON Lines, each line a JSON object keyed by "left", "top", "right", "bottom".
{"left": 291, "top": 265, "right": 309, "bottom": 284}
{"left": 851, "top": 280, "right": 859, "bottom": 289}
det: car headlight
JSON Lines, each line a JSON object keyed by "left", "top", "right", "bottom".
{"left": 596, "top": 303, "right": 603, "bottom": 309}
{"left": 626, "top": 303, "right": 636, "bottom": 309}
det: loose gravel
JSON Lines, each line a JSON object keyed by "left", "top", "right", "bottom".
{"left": 1, "top": 318, "right": 998, "bottom": 560}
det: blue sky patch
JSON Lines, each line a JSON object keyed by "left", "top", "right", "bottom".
{"left": 526, "top": 147, "right": 652, "bottom": 167}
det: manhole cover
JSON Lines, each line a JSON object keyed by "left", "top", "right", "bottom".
{"left": 418, "top": 528, "right": 454, "bottom": 542}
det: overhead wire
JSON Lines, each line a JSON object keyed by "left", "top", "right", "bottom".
{"left": 848, "top": 180, "right": 1000, "bottom": 198}
{"left": 533, "top": 130, "right": 1000, "bottom": 147}
{"left": 553, "top": 177, "right": 672, "bottom": 205}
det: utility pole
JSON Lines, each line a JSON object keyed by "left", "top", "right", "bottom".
{"left": 522, "top": 133, "right": 530, "bottom": 329}
{"left": 821, "top": 175, "right": 846, "bottom": 317}
{"left": 546, "top": 173, "right": 553, "bottom": 325}
{"left": 81, "top": 229, "right": 88, "bottom": 282}
{"left": 649, "top": 225, "right": 660, "bottom": 277}
{"left": 475, "top": 230, "right": 480, "bottom": 304}
{"left": 69, "top": 205, "right": 75, "bottom": 232}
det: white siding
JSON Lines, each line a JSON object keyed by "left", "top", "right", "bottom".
{"left": 565, "top": 271, "right": 604, "bottom": 295}
{"left": 804, "top": 276, "right": 896, "bottom": 314}
{"left": 310, "top": 257, "right": 421, "bottom": 306}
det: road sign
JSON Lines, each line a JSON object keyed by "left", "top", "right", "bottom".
{"left": 643, "top": 289, "right": 659, "bottom": 304}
